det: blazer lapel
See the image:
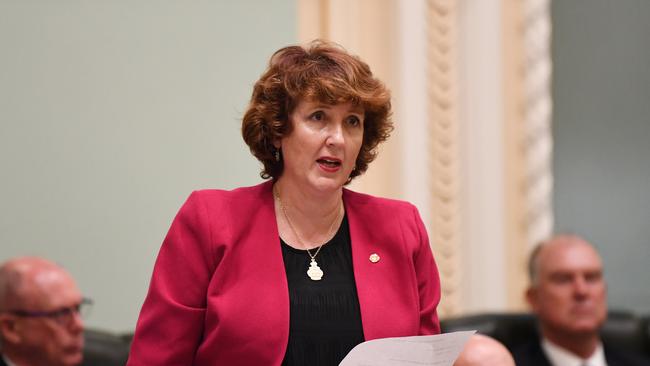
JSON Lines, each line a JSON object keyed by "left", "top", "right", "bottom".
{"left": 344, "top": 189, "right": 400, "bottom": 340}
{"left": 233, "top": 181, "right": 290, "bottom": 363}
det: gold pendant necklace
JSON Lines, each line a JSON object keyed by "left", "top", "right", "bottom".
{"left": 274, "top": 185, "right": 342, "bottom": 281}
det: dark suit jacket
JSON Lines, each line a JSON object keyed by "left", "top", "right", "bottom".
{"left": 512, "top": 338, "right": 650, "bottom": 366}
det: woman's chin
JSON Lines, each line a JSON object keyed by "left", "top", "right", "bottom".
{"left": 308, "top": 176, "right": 348, "bottom": 193}
{"left": 279, "top": 170, "right": 350, "bottom": 194}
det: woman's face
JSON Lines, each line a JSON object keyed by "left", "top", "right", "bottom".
{"left": 276, "top": 99, "right": 364, "bottom": 194}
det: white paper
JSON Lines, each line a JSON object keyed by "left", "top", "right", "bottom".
{"left": 339, "top": 330, "right": 476, "bottom": 366}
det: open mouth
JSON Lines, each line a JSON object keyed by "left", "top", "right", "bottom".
{"left": 317, "top": 158, "right": 342, "bottom": 168}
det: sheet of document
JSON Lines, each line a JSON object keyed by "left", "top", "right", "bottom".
{"left": 339, "top": 330, "right": 476, "bottom": 366}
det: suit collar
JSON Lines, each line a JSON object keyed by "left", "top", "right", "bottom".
{"left": 542, "top": 337, "right": 607, "bottom": 366}
{"left": 343, "top": 189, "right": 392, "bottom": 340}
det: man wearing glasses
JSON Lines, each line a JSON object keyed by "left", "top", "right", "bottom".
{"left": 0, "top": 257, "right": 91, "bottom": 366}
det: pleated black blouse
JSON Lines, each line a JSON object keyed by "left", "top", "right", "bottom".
{"left": 280, "top": 214, "right": 365, "bottom": 366}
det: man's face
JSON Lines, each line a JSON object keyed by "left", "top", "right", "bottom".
{"left": 13, "top": 269, "right": 85, "bottom": 366}
{"left": 527, "top": 238, "right": 607, "bottom": 337}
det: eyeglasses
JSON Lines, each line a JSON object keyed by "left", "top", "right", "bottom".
{"left": 9, "top": 298, "right": 93, "bottom": 326}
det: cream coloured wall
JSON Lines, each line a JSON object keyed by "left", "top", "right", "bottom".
{"left": 0, "top": 1, "right": 296, "bottom": 332}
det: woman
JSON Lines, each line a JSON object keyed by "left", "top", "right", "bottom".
{"left": 127, "top": 40, "right": 440, "bottom": 365}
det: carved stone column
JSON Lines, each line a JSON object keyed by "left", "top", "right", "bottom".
{"left": 427, "top": 0, "right": 463, "bottom": 317}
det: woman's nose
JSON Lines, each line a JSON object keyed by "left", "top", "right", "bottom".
{"left": 326, "top": 123, "right": 344, "bottom": 145}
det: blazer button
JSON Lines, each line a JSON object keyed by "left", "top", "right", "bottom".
{"left": 369, "top": 253, "right": 380, "bottom": 263}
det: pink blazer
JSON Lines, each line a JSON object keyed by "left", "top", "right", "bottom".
{"left": 127, "top": 181, "right": 440, "bottom": 365}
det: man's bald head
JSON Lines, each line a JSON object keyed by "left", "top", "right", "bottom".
{"left": 454, "top": 334, "right": 515, "bottom": 366}
{"left": 0, "top": 257, "right": 73, "bottom": 311}
{"left": 0, "top": 256, "right": 85, "bottom": 366}
{"left": 525, "top": 235, "right": 607, "bottom": 358}
{"left": 528, "top": 235, "right": 602, "bottom": 286}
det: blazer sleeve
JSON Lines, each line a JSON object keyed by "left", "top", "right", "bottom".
{"left": 411, "top": 204, "right": 441, "bottom": 335}
{"left": 127, "top": 192, "right": 223, "bottom": 365}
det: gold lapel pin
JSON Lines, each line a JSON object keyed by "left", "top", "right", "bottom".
{"left": 369, "top": 253, "right": 380, "bottom": 263}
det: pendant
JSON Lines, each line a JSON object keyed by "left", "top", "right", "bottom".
{"left": 307, "top": 259, "right": 324, "bottom": 281}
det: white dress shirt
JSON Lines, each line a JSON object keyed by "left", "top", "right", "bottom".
{"left": 542, "top": 337, "right": 608, "bottom": 366}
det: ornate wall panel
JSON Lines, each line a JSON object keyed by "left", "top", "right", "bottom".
{"left": 521, "top": 0, "right": 554, "bottom": 252}
{"left": 502, "top": 0, "right": 554, "bottom": 309}
{"left": 426, "top": 0, "right": 463, "bottom": 317}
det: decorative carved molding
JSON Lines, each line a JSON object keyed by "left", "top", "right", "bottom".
{"left": 522, "top": 0, "right": 553, "bottom": 250}
{"left": 502, "top": 0, "right": 554, "bottom": 310}
{"left": 427, "top": 0, "right": 462, "bottom": 317}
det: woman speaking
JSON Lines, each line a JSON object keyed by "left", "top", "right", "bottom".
{"left": 127, "top": 40, "right": 441, "bottom": 365}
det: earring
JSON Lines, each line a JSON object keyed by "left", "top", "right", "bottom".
{"left": 275, "top": 148, "right": 280, "bottom": 162}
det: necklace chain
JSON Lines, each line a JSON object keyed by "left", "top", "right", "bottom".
{"left": 273, "top": 185, "right": 343, "bottom": 260}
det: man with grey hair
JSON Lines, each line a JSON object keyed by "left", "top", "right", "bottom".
{"left": 0, "top": 257, "right": 88, "bottom": 366}
{"left": 512, "top": 235, "right": 649, "bottom": 366}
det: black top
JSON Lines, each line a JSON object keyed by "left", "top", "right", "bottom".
{"left": 280, "top": 214, "right": 365, "bottom": 366}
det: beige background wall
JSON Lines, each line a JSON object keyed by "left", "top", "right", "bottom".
{"left": 0, "top": 1, "right": 296, "bottom": 332}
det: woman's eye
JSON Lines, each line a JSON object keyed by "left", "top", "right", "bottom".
{"left": 347, "top": 116, "right": 361, "bottom": 127}
{"left": 309, "top": 111, "right": 325, "bottom": 121}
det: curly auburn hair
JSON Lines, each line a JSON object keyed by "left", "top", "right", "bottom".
{"left": 241, "top": 40, "right": 393, "bottom": 183}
